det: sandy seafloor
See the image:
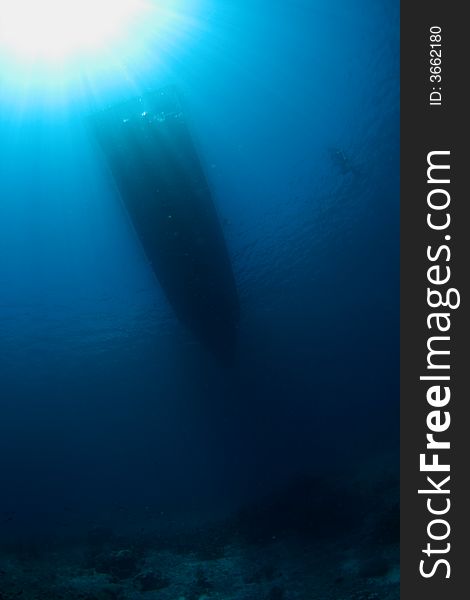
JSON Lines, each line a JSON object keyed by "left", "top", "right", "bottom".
{"left": 1, "top": 456, "right": 398, "bottom": 600}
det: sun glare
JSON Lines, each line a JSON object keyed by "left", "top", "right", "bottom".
{"left": 0, "top": 0, "right": 151, "bottom": 63}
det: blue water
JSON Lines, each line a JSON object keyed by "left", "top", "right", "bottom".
{"left": 0, "top": 0, "right": 399, "bottom": 545}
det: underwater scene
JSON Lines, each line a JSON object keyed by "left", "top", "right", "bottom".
{"left": 0, "top": 1, "right": 399, "bottom": 599}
